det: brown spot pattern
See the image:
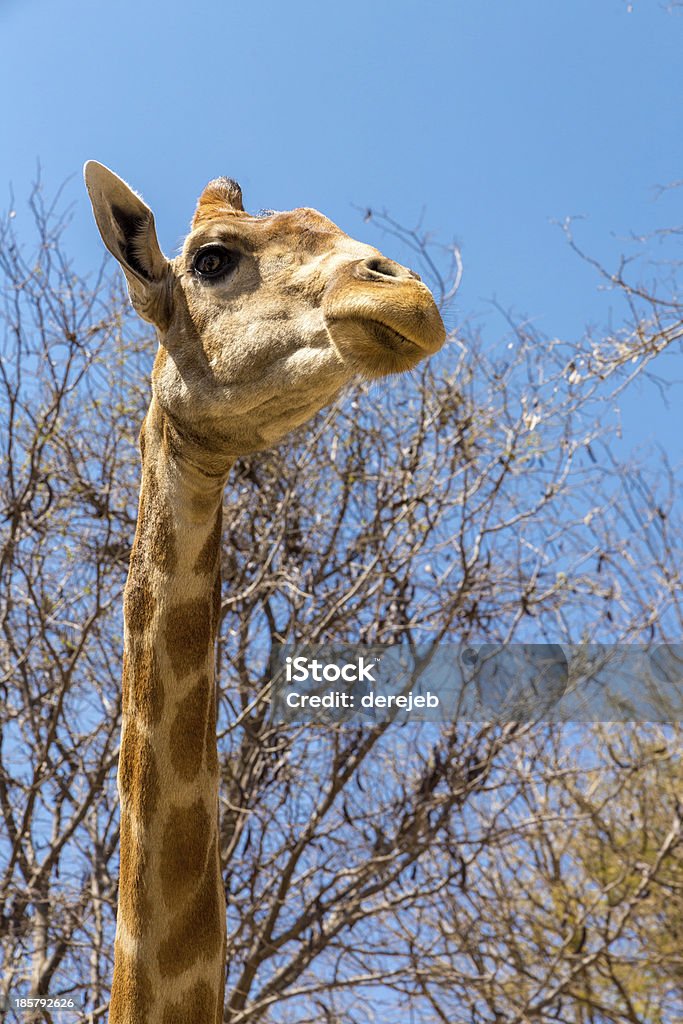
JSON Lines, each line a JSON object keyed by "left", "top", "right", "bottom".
{"left": 157, "top": 852, "right": 224, "bottom": 977}
{"left": 109, "top": 949, "right": 152, "bottom": 1024}
{"left": 134, "top": 470, "right": 178, "bottom": 577}
{"left": 162, "top": 979, "right": 217, "bottom": 1024}
{"left": 118, "top": 718, "right": 159, "bottom": 822}
{"left": 153, "top": 511, "right": 177, "bottom": 573}
{"left": 206, "top": 681, "right": 219, "bottom": 776}
{"left": 160, "top": 799, "right": 211, "bottom": 905}
{"left": 191, "top": 491, "right": 220, "bottom": 516}
{"left": 117, "top": 815, "right": 150, "bottom": 939}
{"left": 211, "top": 570, "right": 222, "bottom": 636}
{"left": 169, "top": 676, "right": 210, "bottom": 781}
{"left": 122, "top": 642, "right": 164, "bottom": 724}
{"left": 165, "top": 598, "right": 211, "bottom": 676}
{"left": 193, "top": 509, "right": 222, "bottom": 576}
{"left": 123, "top": 573, "right": 156, "bottom": 634}
{"left": 148, "top": 502, "right": 177, "bottom": 575}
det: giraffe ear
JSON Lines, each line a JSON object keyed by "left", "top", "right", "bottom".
{"left": 84, "top": 161, "right": 172, "bottom": 328}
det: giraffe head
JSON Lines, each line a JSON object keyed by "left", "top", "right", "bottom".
{"left": 84, "top": 162, "right": 446, "bottom": 459}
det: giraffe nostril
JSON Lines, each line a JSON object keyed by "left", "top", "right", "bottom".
{"left": 366, "top": 257, "right": 396, "bottom": 277}
{"left": 359, "top": 256, "right": 416, "bottom": 281}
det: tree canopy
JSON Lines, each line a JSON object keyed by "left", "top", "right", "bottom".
{"left": 0, "top": 183, "right": 681, "bottom": 1024}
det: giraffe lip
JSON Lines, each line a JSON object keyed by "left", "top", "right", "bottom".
{"left": 335, "top": 316, "right": 422, "bottom": 353}
{"left": 364, "top": 320, "right": 417, "bottom": 349}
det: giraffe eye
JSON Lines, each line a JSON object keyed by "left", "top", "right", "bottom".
{"left": 193, "top": 245, "right": 239, "bottom": 280}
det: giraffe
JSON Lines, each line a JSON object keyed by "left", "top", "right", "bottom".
{"left": 84, "top": 161, "right": 445, "bottom": 1024}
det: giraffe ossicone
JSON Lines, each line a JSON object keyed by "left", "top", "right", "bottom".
{"left": 84, "top": 161, "right": 445, "bottom": 1024}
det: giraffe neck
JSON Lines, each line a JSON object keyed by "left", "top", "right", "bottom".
{"left": 110, "top": 399, "right": 230, "bottom": 1024}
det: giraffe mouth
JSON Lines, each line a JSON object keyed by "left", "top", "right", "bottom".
{"left": 361, "top": 319, "right": 421, "bottom": 353}
{"left": 327, "top": 316, "right": 424, "bottom": 355}
{"left": 323, "top": 314, "right": 432, "bottom": 378}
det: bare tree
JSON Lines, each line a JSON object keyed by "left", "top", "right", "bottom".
{"left": 0, "top": 179, "right": 680, "bottom": 1023}
{"left": 388, "top": 724, "right": 682, "bottom": 1024}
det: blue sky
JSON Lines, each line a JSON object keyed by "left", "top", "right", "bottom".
{"left": 2, "top": 0, "right": 682, "bottom": 452}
